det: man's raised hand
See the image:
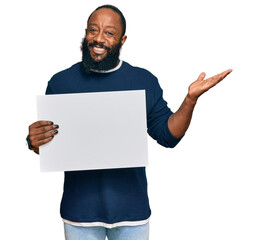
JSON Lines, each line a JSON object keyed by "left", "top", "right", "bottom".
{"left": 188, "top": 69, "right": 233, "bottom": 103}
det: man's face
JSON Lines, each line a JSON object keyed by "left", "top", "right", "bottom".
{"left": 85, "top": 8, "right": 127, "bottom": 62}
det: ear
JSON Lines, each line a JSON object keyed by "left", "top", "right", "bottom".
{"left": 121, "top": 35, "right": 127, "bottom": 46}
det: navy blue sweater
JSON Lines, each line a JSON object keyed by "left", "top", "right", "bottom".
{"left": 46, "top": 61, "right": 182, "bottom": 224}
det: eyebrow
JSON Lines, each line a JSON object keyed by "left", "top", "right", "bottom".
{"left": 88, "top": 23, "right": 117, "bottom": 30}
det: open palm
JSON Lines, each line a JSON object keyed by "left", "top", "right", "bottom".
{"left": 188, "top": 69, "right": 232, "bottom": 101}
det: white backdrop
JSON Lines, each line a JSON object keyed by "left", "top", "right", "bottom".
{"left": 1, "top": 0, "right": 257, "bottom": 239}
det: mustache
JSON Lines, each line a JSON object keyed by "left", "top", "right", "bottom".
{"left": 88, "top": 42, "right": 111, "bottom": 51}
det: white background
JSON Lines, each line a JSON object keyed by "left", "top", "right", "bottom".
{"left": 1, "top": 0, "right": 257, "bottom": 239}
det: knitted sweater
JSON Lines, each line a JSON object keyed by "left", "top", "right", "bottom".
{"left": 46, "top": 61, "right": 182, "bottom": 224}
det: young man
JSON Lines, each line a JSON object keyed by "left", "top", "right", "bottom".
{"left": 26, "top": 5, "right": 232, "bottom": 240}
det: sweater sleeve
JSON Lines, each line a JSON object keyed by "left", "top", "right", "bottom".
{"left": 147, "top": 79, "right": 183, "bottom": 148}
{"left": 45, "top": 81, "right": 54, "bottom": 95}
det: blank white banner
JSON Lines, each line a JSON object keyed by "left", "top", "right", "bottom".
{"left": 37, "top": 90, "right": 148, "bottom": 172}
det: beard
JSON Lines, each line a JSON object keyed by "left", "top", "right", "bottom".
{"left": 81, "top": 38, "right": 122, "bottom": 74}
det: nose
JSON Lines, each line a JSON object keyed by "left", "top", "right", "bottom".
{"left": 94, "top": 31, "right": 105, "bottom": 44}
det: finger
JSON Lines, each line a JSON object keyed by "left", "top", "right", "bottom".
{"left": 30, "top": 130, "right": 58, "bottom": 147}
{"left": 36, "top": 136, "right": 56, "bottom": 148}
{"left": 207, "top": 69, "right": 232, "bottom": 85}
{"left": 210, "top": 69, "right": 232, "bottom": 82}
{"left": 29, "top": 120, "right": 54, "bottom": 130}
{"left": 30, "top": 124, "right": 59, "bottom": 136}
{"left": 197, "top": 72, "right": 206, "bottom": 81}
{"left": 220, "top": 69, "right": 233, "bottom": 79}
{"left": 32, "top": 129, "right": 58, "bottom": 142}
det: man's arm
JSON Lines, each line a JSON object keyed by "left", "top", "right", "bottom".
{"left": 168, "top": 69, "right": 232, "bottom": 138}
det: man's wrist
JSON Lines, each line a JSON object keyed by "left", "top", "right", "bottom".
{"left": 186, "top": 93, "right": 198, "bottom": 106}
{"left": 26, "top": 135, "right": 37, "bottom": 151}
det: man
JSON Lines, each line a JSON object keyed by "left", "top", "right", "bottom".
{"left": 27, "top": 5, "right": 232, "bottom": 240}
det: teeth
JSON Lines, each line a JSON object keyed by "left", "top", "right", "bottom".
{"left": 93, "top": 47, "right": 105, "bottom": 53}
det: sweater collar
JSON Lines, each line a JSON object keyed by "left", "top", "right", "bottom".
{"left": 90, "top": 60, "right": 123, "bottom": 74}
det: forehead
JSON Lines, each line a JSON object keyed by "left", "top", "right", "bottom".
{"left": 88, "top": 8, "right": 122, "bottom": 31}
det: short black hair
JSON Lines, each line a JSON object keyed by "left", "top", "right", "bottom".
{"left": 87, "top": 5, "right": 126, "bottom": 36}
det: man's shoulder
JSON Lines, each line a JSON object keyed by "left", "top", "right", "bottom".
{"left": 51, "top": 62, "right": 82, "bottom": 80}
{"left": 122, "top": 61, "right": 157, "bottom": 80}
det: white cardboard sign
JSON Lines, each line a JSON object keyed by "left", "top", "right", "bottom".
{"left": 37, "top": 90, "right": 148, "bottom": 172}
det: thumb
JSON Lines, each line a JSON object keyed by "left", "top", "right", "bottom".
{"left": 197, "top": 72, "right": 206, "bottom": 81}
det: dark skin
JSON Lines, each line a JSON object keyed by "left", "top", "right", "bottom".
{"left": 168, "top": 69, "right": 232, "bottom": 138}
{"left": 28, "top": 8, "right": 232, "bottom": 154}
{"left": 85, "top": 8, "right": 127, "bottom": 62}
{"left": 28, "top": 121, "right": 59, "bottom": 154}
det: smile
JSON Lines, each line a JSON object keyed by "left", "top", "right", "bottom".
{"left": 92, "top": 46, "right": 107, "bottom": 55}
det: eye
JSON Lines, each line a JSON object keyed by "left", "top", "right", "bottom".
{"left": 88, "top": 28, "right": 98, "bottom": 34}
{"left": 106, "top": 31, "right": 114, "bottom": 36}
